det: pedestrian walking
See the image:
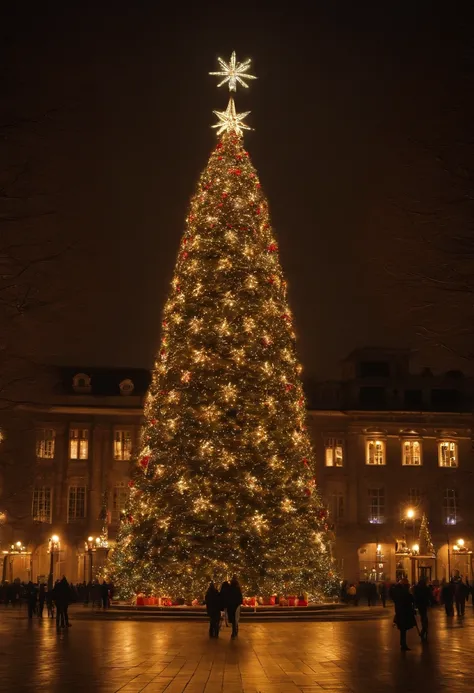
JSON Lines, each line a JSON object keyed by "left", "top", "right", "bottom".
{"left": 226, "top": 576, "right": 243, "bottom": 639}
{"left": 205, "top": 581, "right": 221, "bottom": 638}
{"left": 393, "top": 579, "right": 417, "bottom": 651}
{"left": 414, "top": 576, "right": 431, "bottom": 642}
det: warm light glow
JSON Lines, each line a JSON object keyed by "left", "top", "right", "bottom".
{"left": 457, "top": 538, "right": 465, "bottom": 547}
{"left": 209, "top": 51, "right": 257, "bottom": 92}
{"left": 406, "top": 508, "right": 415, "bottom": 520}
{"left": 107, "top": 59, "right": 337, "bottom": 602}
{"left": 88, "top": 536, "right": 93, "bottom": 542}
{"left": 51, "top": 535, "right": 59, "bottom": 543}
{"left": 412, "top": 543, "right": 420, "bottom": 553}
{"left": 212, "top": 97, "right": 252, "bottom": 136}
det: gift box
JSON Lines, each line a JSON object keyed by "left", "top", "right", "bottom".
{"left": 288, "top": 596, "right": 296, "bottom": 606}
{"left": 298, "top": 599, "right": 308, "bottom": 607}
{"left": 136, "top": 596, "right": 144, "bottom": 606}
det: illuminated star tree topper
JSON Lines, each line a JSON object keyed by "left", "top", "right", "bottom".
{"left": 212, "top": 97, "right": 252, "bottom": 136}
{"left": 209, "top": 51, "right": 257, "bottom": 92}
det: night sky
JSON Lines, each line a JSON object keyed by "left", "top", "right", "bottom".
{"left": 2, "top": 2, "right": 473, "bottom": 380}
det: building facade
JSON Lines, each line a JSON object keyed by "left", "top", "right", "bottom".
{"left": 308, "top": 349, "right": 474, "bottom": 584}
{"left": 1, "top": 350, "right": 473, "bottom": 586}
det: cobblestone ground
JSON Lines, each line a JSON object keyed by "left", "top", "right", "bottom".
{"left": 1, "top": 607, "right": 473, "bottom": 692}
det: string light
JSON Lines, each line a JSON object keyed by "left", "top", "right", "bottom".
{"left": 108, "top": 53, "right": 337, "bottom": 603}
{"left": 212, "top": 97, "right": 252, "bottom": 136}
{"left": 209, "top": 51, "right": 257, "bottom": 92}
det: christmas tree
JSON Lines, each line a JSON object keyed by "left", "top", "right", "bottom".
{"left": 418, "top": 513, "right": 435, "bottom": 556}
{"left": 109, "top": 53, "right": 338, "bottom": 601}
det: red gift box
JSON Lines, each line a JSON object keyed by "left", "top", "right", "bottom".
{"left": 288, "top": 596, "right": 296, "bottom": 606}
{"left": 136, "top": 596, "right": 144, "bottom": 606}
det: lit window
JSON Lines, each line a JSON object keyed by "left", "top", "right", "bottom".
{"left": 67, "top": 486, "right": 86, "bottom": 522}
{"left": 32, "top": 487, "right": 52, "bottom": 523}
{"left": 368, "top": 488, "right": 385, "bottom": 524}
{"left": 325, "top": 438, "right": 344, "bottom": 467}
{"left": 69, "top": 429, "right": 89, "bottom": 460}
{"left": 366, "top": 440, "right": 385, "bottom": 465}
{"left": 330, "top": 492, "right": 344, "bottom": 521}
{"left": 112, "top": 484, "right": 129, "bottom": 523}
{"left": 443, "top": 488, "right": 458, "bottom": 525}
{"left": 439, "top": 441, "right": 458, "bottom": 468}
{"left": 402, "top": 440, "right": 422, "bottom": 466}
{"left": 114, "top": 430, "right": 132, "bottom": 460}
{"left": 36, "top": 429, "right": 55, "bottom": 459}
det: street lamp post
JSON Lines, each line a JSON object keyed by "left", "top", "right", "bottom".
{"left": 48, "top": 535, "right": 60, "bottom": 590}
{"left": 85, "top": 536, "right": 95, "bottom": 583}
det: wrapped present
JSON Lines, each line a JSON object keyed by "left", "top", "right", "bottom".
{"left": 136, "top": 596, "right": 145, "bottom": 606}
{"left": 298, "top": 599, "right": 308, "bottom": 607}
{"left": 270, "top": 596, "right": 276, "bottom": 606}
{"left": 288, "top": 596, "right": 296, "bottom": 606}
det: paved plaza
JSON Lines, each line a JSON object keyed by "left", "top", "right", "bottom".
{"left": 1, "top": 607, "right": 474, "bottom": 692}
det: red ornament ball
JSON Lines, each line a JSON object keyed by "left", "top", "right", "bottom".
{"left": 140, "top": 455, "right": 150, "bottom": 469}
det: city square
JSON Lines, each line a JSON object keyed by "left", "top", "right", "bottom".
{"left": 1, "top": 4, "right": 473, "bottom": 693}
{"left": 1, "top": 608, "right": 473, "bottom": 693}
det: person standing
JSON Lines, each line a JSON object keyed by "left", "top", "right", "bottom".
{"left": 26, "top": 582, "right": 37, "bottom": 619}
{"left": 53, "top": 577, "right": 71, "bottom": 629}
{"left": 205, "top": 581, "right": 221, "bottom": 638}
{"left": 378, "top": 581, "right": 388, "bottom": 608}
{"left": 441, "top": 579, "right": 454, "bottom": 616}
{"left": 226, "top": 576, "right": 243, "bottom": 639}
{"left": 414, "top": 576, "right": 431, "bottom": 642}
{"left": 220, "top": 580, "right": 231, "bottom": 626}
{"left": 452, "top": 571, "right": 466, "bottom": 617}
{"left": 100, "top": 580, "right": 109, "bottom": 609}
{"left": 393, "top": 579, "right": 417, "bottom": 651}
{"left": 38, "top": 583, "right": 46, "bottom": 618}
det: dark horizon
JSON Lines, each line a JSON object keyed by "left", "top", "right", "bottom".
{"left": 2, "top": 2, "right": 473, "bottom": 381}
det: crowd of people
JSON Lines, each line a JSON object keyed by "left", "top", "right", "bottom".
{"left": 205, "top": 576, "right": 243, "bottom": 639}
{"left": 1, "top": 577, "right": 113, "bottom": 630}
{"left": 342, "top": 570, "right": 472, "bottom": 651}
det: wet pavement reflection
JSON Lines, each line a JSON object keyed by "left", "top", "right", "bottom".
{"left": 1, "top": 607, "right": 473, "bottom": 692}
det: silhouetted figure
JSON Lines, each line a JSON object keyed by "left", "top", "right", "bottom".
{"left": 53, "top": 577, "right": 71, "bottom": 629}
{"left": 205, "top": 581, "right": 221, "bottom": 637}
{"left": 393, "top": 579, "right": 417, "bottom": 651}
{"left": 220, "top": 580, "right": 231, "bottom": 626}
{"left": 378, "top": 581, "right": 389, "bottom": 608}
{"left": 46, "top": 586, "right": 55, "bottom": 618}
{"left": 226, "top": 576, "right": 243, "bottom": 639}
{"left": 367, "top": 582, "right": 377, "bottom": 606}
{"left": 100, "top": 580, "right": 109, "bottom": 609}
{"left": 441, "top": 579, "right": 454, "bottom": 616}
{"left": 26, "top": 582, "right": 37, "bottom": 619}
{"left": 452, "top": 572, "right": 467, "bottom": 617}
{"left": 38, "top": 583, "right": 46, "bottom": 618}
{"left": 414, "top": 577, "right": 431, "bottom": 641}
